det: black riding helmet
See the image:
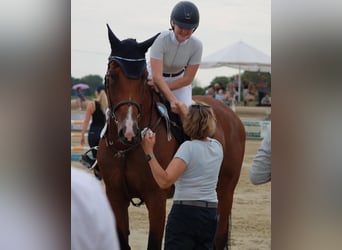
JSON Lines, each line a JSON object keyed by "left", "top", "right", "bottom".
{"left": 170, "top": 1, "right": 200, "bottom": 31}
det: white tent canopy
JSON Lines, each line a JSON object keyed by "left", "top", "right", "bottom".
{"left": 200, "top": 41, "right": 271, "bottom": 102}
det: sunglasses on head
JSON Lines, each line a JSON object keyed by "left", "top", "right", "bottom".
{"left": 191, "top": 104, "right": 211, "bottom": 109}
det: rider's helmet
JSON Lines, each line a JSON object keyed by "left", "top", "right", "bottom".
{"left": 170, "top": 1, "right": 200, "bottom": 31}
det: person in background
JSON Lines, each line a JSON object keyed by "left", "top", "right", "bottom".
{"left": 205, "top": 85, "right": 215, "bottom": 98}
{"left": 75, "top": 87, "right": 86, "bottom": 111}
{"left": 256, "top": 75, "right": 269, "bottom": 106}
{"left": 141, "top": 101, "right": 223, "bottom": 249}
{"left": 242, "top": 78, "right": 250, "bottom": 100}
{"left": 80, "top": 85, "right": 108, "bottom": 178}
{"left": 260, "top": 92, "right": 272, "bottom": 106}
{"left": 81, "top": 85, "right": 107, "bottom": 157}
{"left": 71, "top": 166, "right": 120, "bottom": 250}
{"left": 149, "top": 1, "right": 202, "bottom": 118}
{"left": 244, "top": 82, "right": 259, "bottom": 106}
{"left": 249, "top": 125, "right": 271, "bottom": 185}
{"left": 214, "top": 88, "right": 227, "bottom": 102}
{"left": 213, "top": 82, "right": 224, "bottom": 94}
{"left": 225, "top": 82, "right": 238, "bottom": 106}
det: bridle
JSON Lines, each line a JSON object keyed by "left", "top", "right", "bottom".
{"left": 103, "top": 58, "right": 153, "bottom": 151}
{"left": 105, "top": 57, "right": 146, "bottom": 126}
{"left": 101, "top": 57, "right": 167, "bottom": 207}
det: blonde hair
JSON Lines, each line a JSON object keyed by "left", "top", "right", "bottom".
{"left": 96, "top": 90, "right": 108, "bottom": 115}
{"left": 182, "top": 101, "right": 216, "bottom": 140}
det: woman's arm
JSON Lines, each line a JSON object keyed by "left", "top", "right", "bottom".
{"left": 141, "top": 129, "right": 186, "bottom": 189}
{"left": 148, "top": 157, "right": 186, "bottom": 189}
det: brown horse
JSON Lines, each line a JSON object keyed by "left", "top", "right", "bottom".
{"left": 97, "top": 24, "right": 246, "bottom": 250}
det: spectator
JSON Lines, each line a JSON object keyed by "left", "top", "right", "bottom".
{"left": 249, "top": 125, "right": 271, "bottom": 185}
{"left": 141, "top": 101, "right": 223, "bottom": 249}
{"left": 149, "top": 1, "right": 202, "bottom": 118}
{"left": 205, "top": 85, "right": 215, "bottom": 98}
{"left": 256, "top": 75, "right": 269, "bottom": 105}
{"left": 244, "top": 82, "right": 259, "bottom": 106}
{"left": 225, "top": 82, "right": 238, "bottom": 106}
{"left": 75, "top": 87, "right": 86, "bottom": 111}
{"left": 214, "top": 88, "right": 227, "bottom": 102}
{"left": 71, "top": 166, "right": 120, "bottom": 250}
{"left": 81, "top": 85, "right": 107, "bottom": 157}
{"left": 213, "top": 82, "right": 224, "bottom": 93}
{"left": 80, "top": 85, "right": 108, "bottom": 179}
{"left": 261, "top": 92, "right": 272, "bottom": 106}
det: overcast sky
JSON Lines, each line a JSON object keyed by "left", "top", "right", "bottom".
{"left": 71, "top": 0, "right": 270, "bottom": 87}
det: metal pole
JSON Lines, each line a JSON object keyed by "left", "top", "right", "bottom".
{"left": 238, "top": 66, "right": 241, "bottom": 103}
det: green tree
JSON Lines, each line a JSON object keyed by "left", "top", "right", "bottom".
{"left": 241, "top": 71, "right": 271, "bottom": 84}
{"left": 209, "top": 76, "right": 230, "bottom": 88}
{"left": 192, "top": 86, "right": 205, "bottom": 95}
{"left": 71, "top": 74, "right": 104, "bottom": 97}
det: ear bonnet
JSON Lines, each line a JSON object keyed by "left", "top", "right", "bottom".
{"left": 107, "top": 24, "right": 160, "bottom": 79}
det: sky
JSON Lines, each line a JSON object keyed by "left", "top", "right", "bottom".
{"left": 71, "top": 0, "right": 271, "bottom": 87}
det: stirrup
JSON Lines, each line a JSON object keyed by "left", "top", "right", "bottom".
{"left": 79, "top": 147, "right": 98, "bottom": 169}
{"left": 156, "top": 102, "right": 172, "bottom": 141}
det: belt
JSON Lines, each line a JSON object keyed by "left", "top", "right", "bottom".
{"left": 163, "top": 69, "right": 184, "bottom": 77}
{"left": 173, "top": 200, "right": 218, "bottom": 208}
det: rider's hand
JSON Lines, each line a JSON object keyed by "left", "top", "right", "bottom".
{"left": 175, "top": 102, "right": 188, "bottom": 119}
{"left": 171, "top": 101, "right": 187, "bottom": 118}
{"left": 170, "top": 100, "right": 179, "bottom": 114}
{"left": 147, "top": 79, "right": 160, "bottom": 93}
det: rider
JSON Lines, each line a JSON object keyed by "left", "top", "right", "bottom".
{"left": 148, "top": 1, "right": 203, "bottom": 118}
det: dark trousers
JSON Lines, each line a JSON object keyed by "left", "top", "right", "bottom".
{"left": 164, "top": 204, "right": 218, "bottom": 250}
{"left": 88, "top": 126, "right": 103, "bottom": 158}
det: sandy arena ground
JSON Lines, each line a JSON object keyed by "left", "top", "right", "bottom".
{"left": 71, "top": 138, "right": 270, "bottom": 250}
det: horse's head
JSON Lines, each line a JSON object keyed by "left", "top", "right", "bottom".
{"left": 105, "top": 24, "right": 159, "bottom": 145}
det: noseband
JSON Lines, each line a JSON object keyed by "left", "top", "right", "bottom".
{"left": 110, "top": 100, "right": 142, "bottom": 125}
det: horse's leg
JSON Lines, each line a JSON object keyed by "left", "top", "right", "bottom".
{"left": 104, "top": 184, "right": 131, "bottom": 250}
{"left": 145, "top": 194, "right": 167, "bottom": 250}
{"left": 215, "top": 174, "right": 240, "bottom": 250}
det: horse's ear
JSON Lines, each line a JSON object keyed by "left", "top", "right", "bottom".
{"left": 139, "top": 32, "right": 160, "bottom": 53}
{"left": 107, "top": 24, "right": 121, "bottom": 50}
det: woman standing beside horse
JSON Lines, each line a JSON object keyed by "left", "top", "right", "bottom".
{"left": 149, "top": 1, "right": 202, "bottom": 118}
{"left": 142, "top": 102, "right": 223, "bottom": 249}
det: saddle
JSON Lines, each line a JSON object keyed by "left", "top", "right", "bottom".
{"left": 154, "top": 92, "right": 189, "bottom": 144}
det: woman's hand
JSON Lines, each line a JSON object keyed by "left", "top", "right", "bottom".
{"left": 80, "top": 135, "right": 85, "bottom": 146}
{"left": 141, "top": 128, "right": 156, "bottom": 154}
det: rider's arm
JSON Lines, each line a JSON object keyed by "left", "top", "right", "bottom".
{"left": 150, "top": 57, "right": 178, "bottom": 103}
{"left": 168, "top": 64, "right": 199, "bottom": 91}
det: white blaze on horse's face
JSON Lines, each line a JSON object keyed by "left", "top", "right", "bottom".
{"left": 124, "top": 106, "right": 135, "bottom": 141}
